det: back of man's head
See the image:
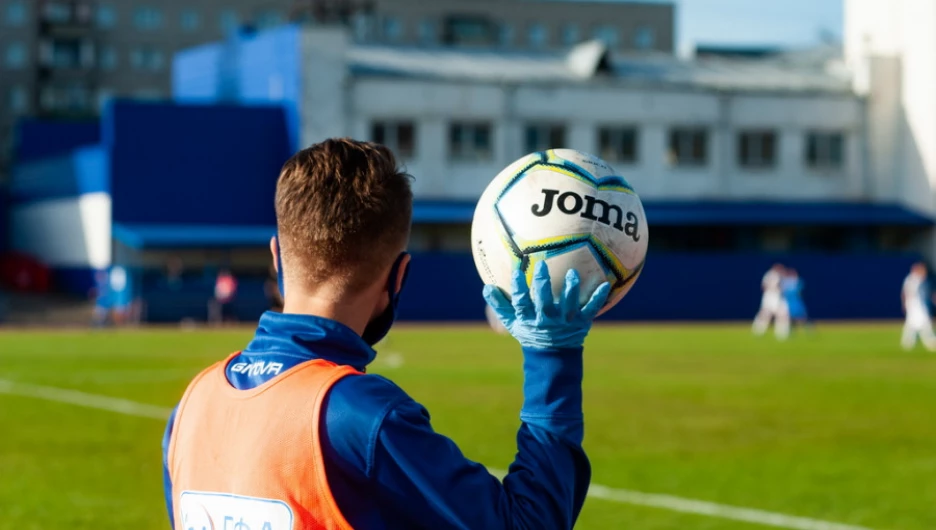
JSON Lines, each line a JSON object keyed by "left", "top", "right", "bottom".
{"left": 275, "top": 138, "right": 413, "bottom": 295}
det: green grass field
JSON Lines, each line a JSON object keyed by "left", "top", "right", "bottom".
{"left": 1, "top": 324, "right": 935, "bottom": 530}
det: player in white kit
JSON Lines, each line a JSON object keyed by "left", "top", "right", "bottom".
{"left": 901, "top": 262, "right": 936, "bottom": 351}
{"left": 752, "top": 264, "right": 790, "bottom": 340}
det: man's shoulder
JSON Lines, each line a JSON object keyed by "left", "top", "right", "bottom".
{"left": 320, "top": 372, "right": 425, "bottom": 476}
{"left": 329, "top": 372, "right": 414, "bottom": 413}
{"left": 323, "top": 372, "right": 424, "bottom": 436}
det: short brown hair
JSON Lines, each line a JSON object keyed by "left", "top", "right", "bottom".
{"left": 275, "top": 138, "right": 413, "bottom": 293}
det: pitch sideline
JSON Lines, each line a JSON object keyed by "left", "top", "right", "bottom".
{"left": 0, "top": 378, "right": 875, "bottom": 530}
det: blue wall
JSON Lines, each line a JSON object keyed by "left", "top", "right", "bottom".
{"left": 53, "top": 267, "right": 98, "bottom": 295}
{"left": 15, "top": 119, "right": 100, "bottom": 163}
{"left": 172, "top": 42, "right": 225, "bottom": 100}
{"left": 174, "top": 25, "right": 302, "bottom": 151}
{"left": 131, "top": 252, "right": 918, "bottom": 323}
{"left": 396, "top": 252, "right": 920, "bottom": 322}
{"left": 0, "top": 188, "right": 7, "bottom": 253}
{"left": 237, "top": 26, "right": 302, "bottom": 151}
{"left": 10, "top": 146, "right": 109, "bottom": 202}
{"left": 107, "top": 101, "right": 291, "bottom": 226}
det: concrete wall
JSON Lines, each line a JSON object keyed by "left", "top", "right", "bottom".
{"left": 845, "top": 0, "right": 936, "bottom": 259}
{"left": 350, "top": 78, "right": 866, "bottom": 202}
{"left": 299, "top": 27, "right": 350, "bottom": 149}
{"left": 10, "top": 192, "right": 112, "bottom": 270}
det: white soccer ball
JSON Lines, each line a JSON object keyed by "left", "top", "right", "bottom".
{"left": 471, "top": 149, "right": 648, "bottom": 314}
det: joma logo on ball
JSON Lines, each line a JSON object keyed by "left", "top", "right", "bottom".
{"left": 531, "top": 189, "right": 641, "bottom": 241}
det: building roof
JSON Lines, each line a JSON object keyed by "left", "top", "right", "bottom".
{"left": 112, "top": 224, "right": 276, "bottom": 249}
{"left": 347, "top": 40, "right": 853, "bottom": 94}
{"left": 410, "top": 200, "right": 935, "bottom": 226}
{"left": 111, "top": 200, "right": 933, "bottom": 249}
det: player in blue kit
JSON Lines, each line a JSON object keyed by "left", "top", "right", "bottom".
{"left": 781, "top": 268, "right": 809, "bottom": 334}
{"left": 162, "top": 138, "right": 610, "bottom": 529}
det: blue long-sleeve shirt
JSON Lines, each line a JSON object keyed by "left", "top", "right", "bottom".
{"left": 163, "top": 311, "right": 590, "bottom": 529}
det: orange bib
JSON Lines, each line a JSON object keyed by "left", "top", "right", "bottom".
{"left": 168, "top": 353, "right": 359, "bottom": 530}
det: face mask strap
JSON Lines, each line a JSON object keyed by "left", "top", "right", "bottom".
{"left": 361, "top": 252, "right": 410, "bottom": 346}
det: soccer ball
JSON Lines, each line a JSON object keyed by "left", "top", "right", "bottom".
{"left": 471, "top": 149, "right": 648, "bottom": 314}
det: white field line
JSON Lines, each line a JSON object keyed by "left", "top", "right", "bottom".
{"left": 0, "top": 379, "right": 173, "bottom": 420}
{"left": 0, "top": 379, "right": 877, "bottom": 530}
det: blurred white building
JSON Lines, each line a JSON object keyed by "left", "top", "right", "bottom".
{"left": 846, "top": 0, "right": 936, "bottom": 246}
{"left": 173, "top": 18, "right": 933, "bottom": 254}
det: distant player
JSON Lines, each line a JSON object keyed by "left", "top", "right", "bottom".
{"left": 901, "top": 262, "right": 936, "bottom": 351}
{"left": 752, "top": 263, "right": 789, "bottom": 340}
{"left": 109, "top": 265, "right": 131, "bottom": 326}
{"left": 162, "top": 139, "right": 609, "bottom": 529}
{"left": 781, "top": 268, "right": 809, "bottom": 333}
{"left": 89, "top": 268, "right": 111, "bottom": 327}
{"left": 208, "top": 268, "right": 238, "bottom": 325}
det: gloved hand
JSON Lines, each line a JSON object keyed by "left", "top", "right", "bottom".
{"left": 483, "top": 261, "right": 610, "bottom": 350}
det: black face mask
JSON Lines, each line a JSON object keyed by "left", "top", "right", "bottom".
{"left": 276, "top": 236, "right": 409, "bottom": 346}
{"left": 361, "top": 252, "right": 410, "bottom": 346}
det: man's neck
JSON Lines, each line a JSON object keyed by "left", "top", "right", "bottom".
{"left": 281, "top": 292, "right": 375, "bottom": 337}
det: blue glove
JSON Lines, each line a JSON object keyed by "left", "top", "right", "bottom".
{"left": 483, "top": 261, "right": 611, "bottom": 350}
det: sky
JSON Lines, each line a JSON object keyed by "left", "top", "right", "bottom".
{"left": 570, "top": 0, "right": 844, "bottom": 54}
{"left": 674, "top": 0, "right": 844, "bottom": 54}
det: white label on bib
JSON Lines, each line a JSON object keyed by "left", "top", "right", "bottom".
{"left": 179, "top": 491, "right": 294, "bottom": 530}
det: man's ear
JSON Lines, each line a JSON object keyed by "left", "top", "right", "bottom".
{"left": 270, "top": 236, "right": 279, "bottom": 274}
{"left": 393, "top": 253, "right": 411, "bottom": 295}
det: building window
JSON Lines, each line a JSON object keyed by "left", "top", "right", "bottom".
{"left": 42, "top": 2, "right": 71, "bottom": 23}
{"left": 593, "top": 25, "right": 619, "bottom": 48}
{"left": 96, "top": 4, "right": 115, "bottom": 28}
{"left": 148, "top": 49, "right": 164, "bottom": 71}
{"left": 255, "top": 9, "right": 282, "bottom": 29}
{"left": 5, "top": 0, "right": 27, "bottom": 26}
{"left": 561, "top": 23, "right": 580, "bottom": 46}
{"left": 220, "top": 10, "right": 239, "bottom": 34}
{"left": 449, "top": 123, "right": 493, "bottom": 161}
{"left": 130, "top": 47, "right": 164, "bottom": 71}
{"left": 598, "top": 127, "right": 639, "bottom": 164}
{"left": 444, "top": 15, "right": 496, "bottom": 46}
{"left": 634, "top": 26, "right": 656, "bottom": 50}
{"left": 806, "top": 131, "right": 845, "bottom": 171}
{"left": 9, "top": 85, "right": 28, "bottom": 113}
{"left": 5, "top": 42, "right": 27, "bottom": 69}
{"left": 498, "top": 23, "right": 514, "bottom": 47}
{"left": 49, "top": 39, "right": 83, "bottom": 68}
{"left": 668, "top": 127, "right": 708, "bottom": 166}
{"left": 738, "top": 130, "right": 777, "bottom": 168}
{"left": 372, "top": 121, "right": 417, "bottom": 158}
{"left": 99, "top": 46, "right": 117, "bottom": 70}
{"left": 180, "top": 9, "right": 200, "bottom": 31}
{"left": 382, "top": 16, "right": 403, "bottom": 42}
{"left": 40, "top": 82, "right": 92, "bottom": 112}
{"left": 418, "top": 19, "right": 436, "bottom": 45}
{"left": 528, "top": 23, "right": 548, "bottom": 49}
{"left": 133, "top": 6, "right": 162, "bottom": 30}
{"left": 524, "top": 124, "right": 566, "bottom": 153}
{"left": 353, "top": 13, "right": 374, "bottom": 42}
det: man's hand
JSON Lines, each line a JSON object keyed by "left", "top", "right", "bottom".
{"left": 483, "top": 261, "right": 610, "bottom": 350}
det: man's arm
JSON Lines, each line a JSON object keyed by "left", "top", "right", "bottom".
{"left": 161, "top": 406, "right": 178, "bottom": 529}
{"left": 324, "top": 262, "right": 607, "bottom": 529}
{"left": 324, "top": 346, "right": 589, "bottom": 529}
